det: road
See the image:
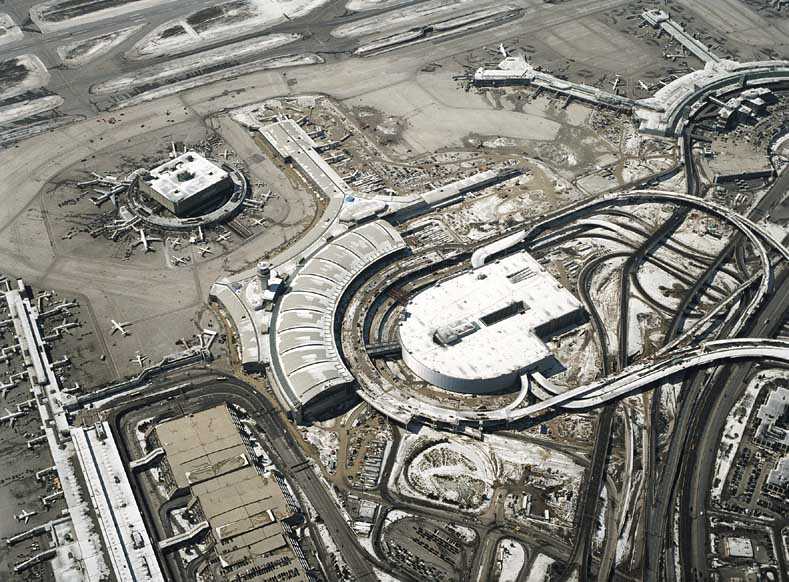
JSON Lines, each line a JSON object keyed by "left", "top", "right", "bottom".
{"left": 643, "top": 146, "right": 789, "bottom": 581}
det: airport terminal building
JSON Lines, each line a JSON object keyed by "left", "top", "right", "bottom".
{"left": 140, "top": 151, "right": 233, "bottom": 216}
{"left": 398, "top": 251, "right": 586, "bottom": 393}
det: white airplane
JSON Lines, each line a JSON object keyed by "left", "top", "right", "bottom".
{"left": 196, "top": 245, "right": 214, "bottom": 257}
{"left": 251, "top": 217, "right": 268, "bottom": 227}
{"left": 0, "top": 379, "right": 16, "bottom": 399}
{"left": 15, "top": 509, "right": 37, "bottom": 524}
{"left": 611, "top": 75, "right": 621, "bottom": 93}
{"left": 171, "top": 256, "right": 191, "bottom": 266}
{"left": 169, "top": 237, "right": 183, "bottom": 249}
{"left": 110, "top": 320, "right": 132, "bottom": 336}
{"left": 498, "top": 43, "right": 508, "bottom": 58}
{"left": 638, "top": 80, "right": 650, "bottom": 91}
{"left": 131, "top": 351, "right": 148, "bottom": 369}
{"left": 131, "top": 228, "right": 162, "bottom": 253}
{"left": 189, "top": 226, "right": 205, "bottom": 244}
{"left": 1, "top": 407, "right": 26, "bottom": 427}
{"left": 216, "top": 231, "right": 231, "bottom": 243}
{"left": 260, "top": 189, "right": 278, "bottom": 202}
{"left": 53, "top": 318, "right": 79, "bottom": 335}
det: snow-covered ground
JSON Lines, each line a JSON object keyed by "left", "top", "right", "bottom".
{"left": 31, "top": 0, "right": 177, "bottom": 33}
{"left": 383, "top": 508, "right": 411, "bottom": 527}
{"left": 374, "top": 568, "right": 403, "bottom": 582}
{"left": 627, "top": 297, "right": 654, "bottom": 358}
{"left": 0, "top": 13, "right": 22, "bottom": 47}
{"left": 496, "top": 539, "right": 526, "bottom": 582}
{"left": 405, "top": 441, "right": 494, "bottom": 509}
{"left": 332, "top": 0, "right": 481, "bottom": 38}
{"left": 0, "top": 54, "right": 50, "bottom": 100}
{"left": 57, "top": 24, "right": 145, "bottom": 68}
{"left": 127, "top": 0, "right": 326, "bottom": 60}
{"left": 0, "top": 95, "right": 63, "bottom": 125}
{"left": 93, "top": 33, "right": 300, "bottom": 95}
{"left": 300, "top": 424, "right": 339, "bottom": 474}
{"left": 636, "top": 261, "right": 681, "bottom": 311}
{"left": 347, "top": 0, "right": 414, "bottom": 11}
{"left": 110, "top": 54, "right": 322, "bottom": 109}
{"left": 484, "top": 434, "right": 584, "bottom": 482}
{"left": 524, "top": 554, "right": 555, "bottom": 582}
{"left": 594, "top": 486, "right": 608, "bottom": 550}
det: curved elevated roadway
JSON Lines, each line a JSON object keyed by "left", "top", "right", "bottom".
{"left": 519, "top": 338, "right": 789, "bottom": 416}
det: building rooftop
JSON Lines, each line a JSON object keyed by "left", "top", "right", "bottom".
{"left": 767, "top": 455, "right": 789, "bottom": 489}
{"left": 755, "top": 386, "right": 789, "bottom": 448}
{"left": 398, "top": 251, "right": 585, "bottom": 393}
{"left": 260, "top": 117, "right": 352, "bottom": 198}
{"left": 142, "top": 151, "right": 229, "bottom": 207}
{"left": 156, "top": 404, "right": 249, "bottom": 489}
{"left": 72, "top": 422, "right": 164, "bottom": 582}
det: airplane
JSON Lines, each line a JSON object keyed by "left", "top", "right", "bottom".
{"left": 91, "top": 183, "right": 126, "bottom": 207}
{"left": 110, "top": 320, "right": 132, "bottom": 336}
{"left": 131, "top": 351, "right": 148, "bottom": 369}
{"left": 189, "top": 226, "right": 205, "bottom": 244}
{"left": 196, "top": 245, "right": 214, "bottom": 257}
{"left": 251, "top": 217, "right": 267, "bottom": 227}
{"left": 131, "top": 228, "right": 162, "bottom": 253}
{"left": 15, "top": 509, "right": 37, "bottom": 524}
{"left": 1, "top": 407, "right": 26, "bottom": 427}
{"left": 216, "top": 231, "right": 231, "bottom": 243}
{"left": 53, "top": 318, "right": 79, "bottom": 335}
{"left": 611, "top": 75, "right": 621, "bottom": 93}
{"left": 0, "top": 379, "right": 16, "bottom": 399}
{"left": 498, "top": 43, "right": 508, "bottom": 58}
{"left": 169, "top": 237, "right": 183, "bottom": 249}
{"left": 260, "top": 189, "right": 279, "bottom": 202}
{"left": 638, "top": 80, "right": 650, "bottom": 91}
{"left": 171, "top": 256, "right": 191, "bottom": 266}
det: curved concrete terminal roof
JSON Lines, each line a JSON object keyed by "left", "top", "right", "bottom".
{"left": 272, "top": 220, "right": 406, "bottom": 410}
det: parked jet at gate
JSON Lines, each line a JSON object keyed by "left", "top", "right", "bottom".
{"left": 131, "top": 228, "right": 162, "bottom": 253}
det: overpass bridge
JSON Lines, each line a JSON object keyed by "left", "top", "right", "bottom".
{"left": 519, "top": 339, "right": 789, "bottom": 416}
{"left": 158, "top": 521, "right": 210, "bottom": 552}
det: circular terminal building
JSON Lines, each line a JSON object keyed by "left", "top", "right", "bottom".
{"left": 398, "top": 251, "right": 586, "bottom": 394}
{"left": 132, "top": 150, "right": 247, "bottom": 230}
